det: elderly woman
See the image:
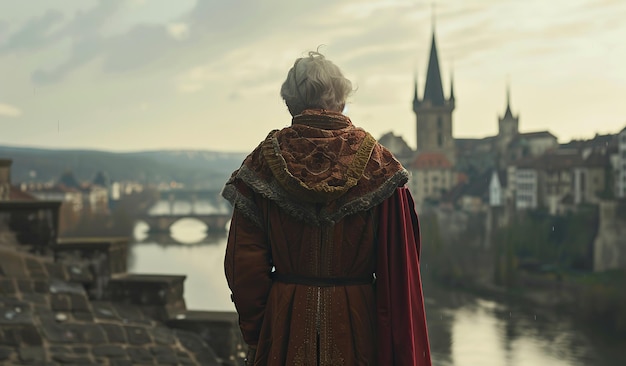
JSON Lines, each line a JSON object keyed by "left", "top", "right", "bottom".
{"left": 222, "top": 51, "right": 431, "bottom": 366}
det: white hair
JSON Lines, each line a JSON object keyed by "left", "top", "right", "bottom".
{"left": 280, "top": 51, "right": 353, "bottom": 116}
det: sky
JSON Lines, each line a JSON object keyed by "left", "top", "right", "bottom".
{"left": 0, "top": 0, "right": 625, "bottom": 153}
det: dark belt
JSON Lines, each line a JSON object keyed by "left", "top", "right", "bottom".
{"left": 272, "top": 273, "right": 375, "bottom": 287}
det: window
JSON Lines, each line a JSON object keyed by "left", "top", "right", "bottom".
{"left": 436, "top": 117, "right": 444, "bottom": 147}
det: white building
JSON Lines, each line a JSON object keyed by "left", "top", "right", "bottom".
{"left": 489, "top": 170, "right": 504, "bottom": 207}
{"left": 573, "top": 150, "right": 607, "bottom": 205}
{"left": 523, "top": 131, "right": 559, "bottom": 157}
{"left": 515, "top": 168, "right": 540, "bottom": 210}
{"left": 29, "top": 187, "right": 83, "bottom": 212}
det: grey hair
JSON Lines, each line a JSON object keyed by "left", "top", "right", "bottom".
{"left": 280, "top": 51, "right": 353, "bottom": 116}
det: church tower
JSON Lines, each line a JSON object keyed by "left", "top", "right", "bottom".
{"left": 413, "top": 30, "right": 456, "bottom": 164}
{"left": 497, "top": 85, "right": 519, "bottom": 154}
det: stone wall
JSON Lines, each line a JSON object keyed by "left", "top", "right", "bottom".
{"left": 0, "top": 201, "right": 62, "bottom": 255}
{"left": 0, "top": 200, "right": 246, "bottom": 365}
{"left": 421, "top": 207, "right": 493, "bottom": 285}
{"left": 593, "top": 200, "right": 626, "bottom": 271}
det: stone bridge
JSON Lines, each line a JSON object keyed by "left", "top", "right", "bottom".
{"left": 140, "top": 213, "right": 231, "bottom": 233}
{"left": 137, "top": 232, "right": 227, "bottom": 246}
{"left": 142, "top": 189, "right": 232, "bottom": 233}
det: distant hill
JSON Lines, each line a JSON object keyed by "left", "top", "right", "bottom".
{"left": 0, "top": 145, "right": 247, "bottom": 189}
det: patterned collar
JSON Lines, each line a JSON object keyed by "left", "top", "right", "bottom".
{"left": 291, "top": 109, "right": 351, "bottom": 130}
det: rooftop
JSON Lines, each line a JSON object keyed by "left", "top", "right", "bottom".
{"left": 410, "top": 152, "right": 453, "bottom": 169}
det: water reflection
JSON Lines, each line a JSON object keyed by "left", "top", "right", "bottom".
{"left": 128, "top": 219, "right": 234, "bottom": 311}
{"left": 423, "top": 284, "right": 625, "bottom": 366}
{"left": 127, "top": 223, "right": 626, "bottom": 366}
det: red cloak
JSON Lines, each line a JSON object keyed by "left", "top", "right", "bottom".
{"left": 377, "top": 187, "right": 432, "bottom": 366}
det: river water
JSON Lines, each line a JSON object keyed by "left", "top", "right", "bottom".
{"left": 128, "top": 219, "right": 626, "bottom": 366}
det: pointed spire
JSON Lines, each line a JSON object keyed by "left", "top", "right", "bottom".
{"left": 423, "top": 31, "right": 445, "bottom": 106}
{"left": 506, "top": 83, "right": 511, "bottom": 105}
{"left": 504, "top": 83, "right": 513, "bottom": 119}
{"left": 413, "top": 73, "right": 419, "bottom": 103}
{"left": 449, "top": 70, "right": 455, "bottom": 100}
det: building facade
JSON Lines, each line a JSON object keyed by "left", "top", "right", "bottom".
{"left": 573, "top": 151, "right": 608, "bottom": 205}
{"left": 408, "top": 153, "right": 455, "bottom": 207}
{"left": 515, "top": 168, "right": 540, "bottom": 210}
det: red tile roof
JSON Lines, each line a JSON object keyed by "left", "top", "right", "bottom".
{"left": 9, "top": 186, "right": 37, "bottom": 201}
{"left": 410, "top": 152, "right": 453, "bottom": 169}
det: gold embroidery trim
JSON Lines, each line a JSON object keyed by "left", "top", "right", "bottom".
{"left": 262, "top": 130, "right": 377, "bottom": 203}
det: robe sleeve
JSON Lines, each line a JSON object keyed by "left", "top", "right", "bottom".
{"left": 224, "top": 187, "right": 272, "bottom": 346}
{"left": 377, "top": 187, "right": 432, "bottom": 366}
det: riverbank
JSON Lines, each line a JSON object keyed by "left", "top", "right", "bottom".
{"left": 426, "top": 270, "right": 626, "bottom": 342}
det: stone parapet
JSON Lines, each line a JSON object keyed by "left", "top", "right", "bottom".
{"left": 53, "top": 237, "right": 128, "bottom": 299}
{"left": 0, "top": 201, "right": 62, "bottom": 256}
{"left": 106, "top": 274, "right": 187, "bottom": 322}
{"left": 167, "top": 310, "right": 246, "bottom": 366}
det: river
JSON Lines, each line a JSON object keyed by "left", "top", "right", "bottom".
{"left": 128, "top": 219, "right": 626, "bottom": 366}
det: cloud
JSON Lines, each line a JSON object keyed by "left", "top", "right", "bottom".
{"left": 0, "top": 20, "right": 8, "bottom": 42}
{"left": 338, "top": 0, "right": 417, "bottom": 19}
{"left": 15, "top": 0, "right": 344, "bottom": 86}
{"left": 29, "top": 5, "right": 186, "bottom": 83}
{"left": 32, "top": 37, "right": 102, "bottom": 84}
{"left": 172, "top": 44, "right": 294, "bottom": 95}
{"left": 58, "top": 0, "right": 124, "bottom": 38}
{"left": 174, "top": 65, "right": 217, "bottom": 94}
{"left": 0, "top": 9, "right": 65, "bottom": 53}
{"left": 0, "top": 103, "right": 22, "bottom": 117}
{"left": 166, "top": 22, "right": 189, "bottom": 40}
{"left": 26, "top": 1, "right": 124, "bottom": 84}
{"left": 102, "top": 24, "right": 176, "bottom": 73}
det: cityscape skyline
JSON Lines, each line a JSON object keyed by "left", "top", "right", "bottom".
{"left": 0, "top": 0, "right": 625, "bottom": 153}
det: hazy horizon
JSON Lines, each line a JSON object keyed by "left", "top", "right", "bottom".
{"left": 1, "top": 0, "right": 625, "bottom": 153}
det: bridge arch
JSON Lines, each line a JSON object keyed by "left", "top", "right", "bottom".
{"left": 141, "top": 213, "right": 231, "bottom": 234}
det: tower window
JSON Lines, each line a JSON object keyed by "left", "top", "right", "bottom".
{"left": 436, "top": 117, "right": 444, "bottom": 147}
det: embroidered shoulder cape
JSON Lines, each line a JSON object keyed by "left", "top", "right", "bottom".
{"left": 222, "top": 109, "right": 409, "bottom": 225}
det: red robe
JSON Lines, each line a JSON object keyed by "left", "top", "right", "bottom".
{"left": 223, "top": 109, "right": 431, "bottom": 365}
